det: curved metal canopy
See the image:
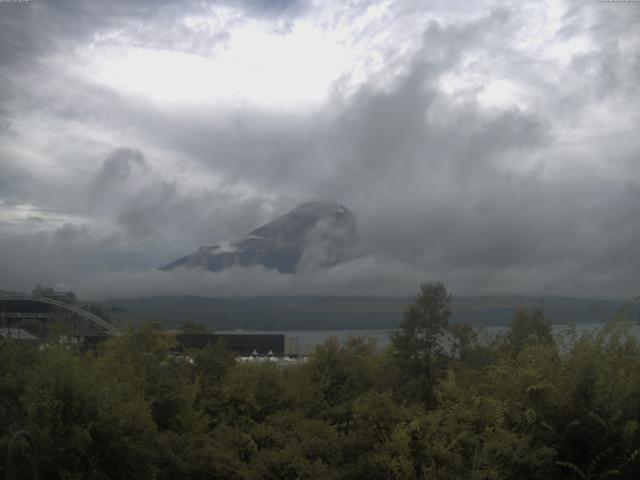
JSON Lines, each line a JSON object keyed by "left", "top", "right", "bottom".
{"left": 0, "top": 294, "right": 119, "bottom": 336}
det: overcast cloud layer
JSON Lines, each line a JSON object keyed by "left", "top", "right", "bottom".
{"left": 0, "top": 0, "right": 639, "bottom": 300}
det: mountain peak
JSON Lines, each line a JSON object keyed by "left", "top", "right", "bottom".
{"left": 161, "top": 202, "right": 359, "bottom": 273}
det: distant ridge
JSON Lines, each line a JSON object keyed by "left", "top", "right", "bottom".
{"left": 105, "top": 295, "right": 640, "bottom": 331}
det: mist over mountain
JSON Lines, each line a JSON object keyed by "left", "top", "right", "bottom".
{"left": 161, "top": 202, "right": 360, "bottom": 273}
{"left": 1, "top": 1, "right": 639, "bottom": 300}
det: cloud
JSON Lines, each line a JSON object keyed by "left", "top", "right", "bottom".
{"left": 0, "top": 162, "right": 32, "bottom": 206}
{"left": 76, "top": 257, "right": 424, "bottom": 299}
{"left": 227, "top": 0, "right": 307, "bottom": 18}
{"left": 0, "top": 0, "right": 639, "bottom": 300}
{"left": 52, "top": 245, "right": 640, "bottom": 300}
{"left": 0, "top": 0, "right": 309, "bottom": 68}
{"left": 92, "top": 147, "right": 147, "bottom": 188}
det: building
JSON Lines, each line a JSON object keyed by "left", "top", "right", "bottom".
{"left": 176, "top": 333, "right": 299, "bottom": 357}
{"left": 0, "top": 327, "right": 38, "bottom": 341}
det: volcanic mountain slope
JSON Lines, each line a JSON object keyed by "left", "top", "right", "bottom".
{"left": 161, "top": 201, "right": 360, "bottom": 273}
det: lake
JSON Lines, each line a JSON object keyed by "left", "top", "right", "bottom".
{"left": 219, "top": 322, "right": 640, "bottom": 355}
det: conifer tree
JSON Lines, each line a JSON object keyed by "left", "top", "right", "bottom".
{"left": 391, "top": 281, "right": 451, "bottom": 406}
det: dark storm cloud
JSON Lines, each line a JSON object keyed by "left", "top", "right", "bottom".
{"left": 227, "top": 0, "right": 307, "bottom": 17}
{"left": 99, "top": 10, "right": 548, "bottom": 195}
{"left": 92, "top": 148, "right": 148, "bottom": 189}
{"left": 0, "top": 154, "right": 32, "bottom": 206}
{"left": 0, "top": 223, "right": 116, "bottom": 290}
{"left": 0, "top": 1, "right": 639, "bottom": 299}
{"left": 124, "top": 4, "right": 636, "bottom": 298}
{"left": 550, "top": 2, "right": 640, "bottom": 112}
{"left": 107, "top": 171, "right": 270, "bottom": 246}
{"left": 80, "top": 147, "right": 282, "bottom": 263}
{"left": 0, "top": 0, "right": 308, "bottom": 68}
{"left": 0, "top": 109, "right": 14, "bottom": 135}
{"left": 0, "top": 1, "right": 163, "bottom": 66}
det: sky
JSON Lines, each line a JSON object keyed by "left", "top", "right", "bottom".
{"left": 0, "top": 0, "right": 639, "bottom": 300}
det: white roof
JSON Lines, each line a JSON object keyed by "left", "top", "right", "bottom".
{"left": 0, "top": 328, "right": 38, "bottom": 340}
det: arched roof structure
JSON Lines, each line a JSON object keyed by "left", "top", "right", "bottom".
{"left": 0, "top": 294, "right": 119, "bottom": 336}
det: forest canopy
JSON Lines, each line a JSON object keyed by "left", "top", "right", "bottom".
{"left": 1, "top": 283, "right": 640, "bottom": 480}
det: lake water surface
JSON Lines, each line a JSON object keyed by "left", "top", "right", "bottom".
{"left": 221, "top": 322, "right": 640, "bottom": 355}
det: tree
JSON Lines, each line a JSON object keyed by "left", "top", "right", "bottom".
{"left": 391, "top": 282, "right": 451, "bottom": 406}
{"left": 448, "top": 322, "right": 477, "bottom": 363}
{"left": 302, "top": 336, "right": 381, "bottom": 434}
{"left": 505, "top": 308, "right": 552, "bottom": 354}
{"left": 179, "top": 320, "right": 210, "bottom": 334}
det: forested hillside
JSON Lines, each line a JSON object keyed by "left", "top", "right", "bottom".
{"left": 2, "top": 284, "right": 640, "bottom": 479}
{"left": 106, "top": 294, "right": 638, "bottom": 330}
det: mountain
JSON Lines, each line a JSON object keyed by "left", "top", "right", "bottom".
{"left": 161, "top": 201, "right": 360, "bottom": 273}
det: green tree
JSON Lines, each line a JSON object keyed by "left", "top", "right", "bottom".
{"left": 505, "top": 308, "right": 552, "bottom": 354}
{"left": 301, "top": 336, "right": 382, "bottom": 436}
{"left": 193, "top": 339, "right": 238, "bottom": 424}
{"left": 179, "top": 320, "right": 210, "bottom": 334}
{"left": 448, "top": 322, "right": 477, "bottom": 362}
{"left": 21, "top": 347, "right": 159, "bottom": 479}
{"left": 249, "top": 413, "right": 342, "bottom": 480}
{"left": 391, "top": 281, "right": 452, "bottom": 406}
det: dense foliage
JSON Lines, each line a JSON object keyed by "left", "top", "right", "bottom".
{"left": 2, "top": 283, "right": 640, "bottom": 479}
